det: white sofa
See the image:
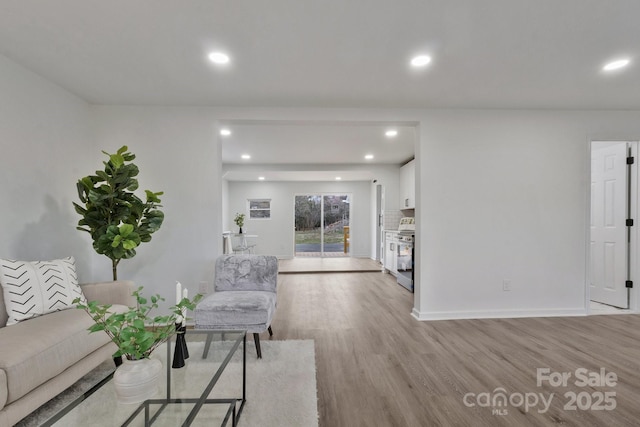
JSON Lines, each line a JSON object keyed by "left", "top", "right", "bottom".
{"left": 0, "top": 280, "right": 135, "bottom": 426}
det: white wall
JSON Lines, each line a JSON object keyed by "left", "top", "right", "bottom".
{"left": 4, "top": 49, "right": 640, "bottom": 320}
{"left": 0, "top": 53, "right": 94, "bottom": 279}
{"left": 224, "top": 162, "right": 402, "bottom": 259}
{"left": 0, "top": 59, "right": 224, "bottom": 311}
{"left": 226, "top": 180, "right": 371, "bottom": 258}
{"left": 90, "top": 106, "right": 223, "bottom": 308}
{"left": 222, "top": 177, "right": 230, "bottom": 234}
{"left": 414, "top": 109, "right": 640, "bottom": 320}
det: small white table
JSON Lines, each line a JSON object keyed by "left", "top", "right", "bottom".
{"left": 230, "top": 233, "right": 257, "bottom": 254}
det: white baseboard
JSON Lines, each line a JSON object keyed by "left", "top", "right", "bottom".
{"left": 411, "top": 307, "right": 588, "bottom": 321}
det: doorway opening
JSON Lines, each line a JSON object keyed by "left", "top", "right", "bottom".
{"left": 589, "top": 141, "right": 637, "bottom": 314}
{"left": 294, "top": 194, "right": 351, "bottom": 257}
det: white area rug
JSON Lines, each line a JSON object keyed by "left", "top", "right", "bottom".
{"left": 20, "top": 340, "right": 318, "bottom": 427}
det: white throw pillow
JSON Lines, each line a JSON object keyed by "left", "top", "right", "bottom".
{"left": 0, "top": 256, "right": 86, "bottom": 325}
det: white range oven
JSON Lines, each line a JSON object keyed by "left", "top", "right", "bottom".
{"left": 396, "top": 233, "right": 414, "bottom": 292}
{"left": 383, "top": 217, "right": 414, "bottom": 292}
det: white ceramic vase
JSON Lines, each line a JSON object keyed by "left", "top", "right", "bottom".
{"left": 113, "top": 356, "right": 162, "bottom": 404}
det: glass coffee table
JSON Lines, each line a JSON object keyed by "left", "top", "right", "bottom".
{"left": 43, "top": 330, "right": 246, "bottom": 427}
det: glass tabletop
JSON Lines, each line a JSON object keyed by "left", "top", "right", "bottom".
{"left": 44, "top": 330, "right": 246, "bottom": 427}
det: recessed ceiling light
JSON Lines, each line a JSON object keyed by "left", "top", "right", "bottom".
{"left": 258, "top": 176, "right": 265, "bottom": 181}
{"left": 241, "top": 154, "right": 251, "bottom": 160}
{"left": 335, "top": 177, "right": 342, "bottom": 181}
{"left": 208, "top": 51, "right": 230, "bottom": 65}
{"left": 603, "top": 58, "right": 630, "bottom": 72}
{"left": 365, "top": 154, "right": 374, "bottom": 160}
{"left": 220, "top": 128, "right": 231, "bottom": 136}
{"left": 410, "top": 55, "right": 432, "bottom": 67}
{"left": 385, "top": 129, "right": 398, "bottom": 138}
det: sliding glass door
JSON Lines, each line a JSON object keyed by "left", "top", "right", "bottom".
{"left": 294, "top": 194, "right": 350, "bottom": 257}
{"left": 294, "top": 195, "right": 322, "bottom": 256}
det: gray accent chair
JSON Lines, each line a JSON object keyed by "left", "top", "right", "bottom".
{"left": 195, "top": 254, "right": 278, "bottom": 358}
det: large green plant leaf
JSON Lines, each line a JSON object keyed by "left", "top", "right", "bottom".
{"left": 75, "top": 287, "right": 202, "bottom": 360}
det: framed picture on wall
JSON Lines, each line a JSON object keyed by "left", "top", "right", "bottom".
{"left": 248, "top": 199, "right": 271, "bottom": 219}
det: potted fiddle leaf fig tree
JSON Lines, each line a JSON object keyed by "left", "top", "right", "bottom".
{"left": 73, "top": 146, "right": 164, "bottom": 280}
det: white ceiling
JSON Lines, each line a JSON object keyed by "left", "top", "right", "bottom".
{"left": 219, "top": 120, "right": 416, "bottom": 181}
{"left": 221, "top": 121, "right": 416, "bottom": 163}
{"left": 0, "top": 1, "right": 638, "bottom": 179}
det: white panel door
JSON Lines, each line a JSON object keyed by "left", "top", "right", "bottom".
{"left": 590, "top": 141, "right": 628, "bottom": 308}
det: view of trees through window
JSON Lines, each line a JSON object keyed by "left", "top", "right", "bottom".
{"left": 294, "top": 194, "right": 350, "bottom": 256}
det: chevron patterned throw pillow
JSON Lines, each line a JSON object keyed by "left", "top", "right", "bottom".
{"left": 0, "top": 257, "right": 86, "bottom": 325}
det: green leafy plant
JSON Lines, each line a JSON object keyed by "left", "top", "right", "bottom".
{"left": 234, "top": 212, "right": 245, "bottom": 228}
{"left": 74, "top": 287, "right": 203, "bottom": 360}
{"left": 73, "top": 146, "right": 164, "bottom": 280}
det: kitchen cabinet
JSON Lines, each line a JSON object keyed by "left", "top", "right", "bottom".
{"left": 384, "top": 232, "right": 397, "bottom": 275}
{"left": 400, "top": 159, "right": 415, "bottom": 209}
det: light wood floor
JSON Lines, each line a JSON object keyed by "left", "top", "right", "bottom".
{"left": 279, "top": 257, "right": 383, "bottom": 274}
{"left": 267, "top": 271, "right": 640, "bottom": 427}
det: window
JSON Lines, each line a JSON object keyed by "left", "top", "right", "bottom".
{"left": 248, "top": 199, "right": 271, "bottom": 219}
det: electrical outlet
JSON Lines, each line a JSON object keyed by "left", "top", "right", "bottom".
{"left": 502, "top": 280, "right": 512, "bottom": 291}
{"left": 198, "top": 281, "right": 208, "bottom": 294}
